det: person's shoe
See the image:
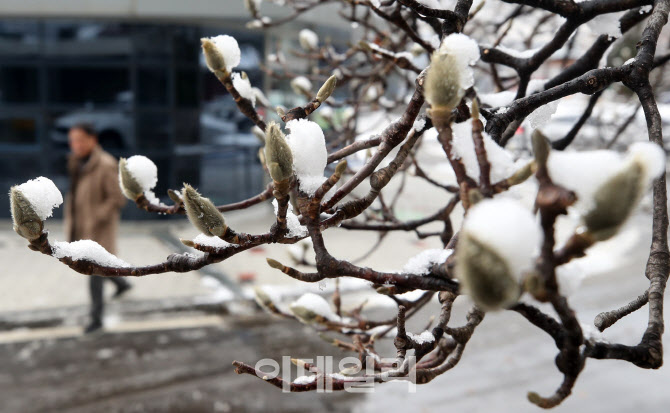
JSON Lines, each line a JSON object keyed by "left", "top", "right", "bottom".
{"left": 84, "top": 321, "right": 103, "bottom": 335}
{"left": 113, "top": 283, "right": 132, "bottom": 299}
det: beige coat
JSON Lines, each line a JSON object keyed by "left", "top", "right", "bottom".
{"left": 64, "top": 146, "right": 126, "bottom": 254}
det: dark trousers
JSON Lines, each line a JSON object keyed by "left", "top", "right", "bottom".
{"left": 90, "top": 276, "right": 130, "bottom": 324}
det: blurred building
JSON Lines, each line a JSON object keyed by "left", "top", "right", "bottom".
{"left": 0, "top": 0, "right": 349, "bottom": 218}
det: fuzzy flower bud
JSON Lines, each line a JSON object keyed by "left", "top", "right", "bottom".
{"left": 182, "top": 184, "right": 227, "bottom": 236}
{"left": 425, "top": 52, "right": 464, "bottom": 111}
{"left": 254, "top": 286, "right": 282, "bottom": 315}
{"left": 583, "top": 142, "right": 665, "bottom": 240}
{"left": 264, "top": 122, "right": 294, "bottom": 183}
{"left": 289, "top": 293, "right": 338, "bottom": 324}
{"left": 10, "top": 177, "right": 63, "bottom": 241}
{"left": 10, "top": 188, "right": 43, "bottom": 240}
{"left": 456, "top": 199, "right": 541, "bottom": 311}
{"left": 298, "top": 29, "right": 318, "bottom": 51}
{"left": 425, "top": 34, "right": 479, "bottom": 112}
{"left": 291, "top": 76, "right": 312, "bottom": 95}
{"left": 316, "top": 75, "right": 337, "bottom": 103}
{"left": 118, "top": 158, "right": 143, "bottom": 200}
{"left": 201, "top": 35, "right": 241, "bottom": 73}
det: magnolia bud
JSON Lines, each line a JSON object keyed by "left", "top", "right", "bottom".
{"left": 182, "top": 184, "right": 227, "bottom": 236}
{"left": 583, "top": 160, "right": 644, "bottom": 240}
{"left": 201, "top": 38, "right": 226, "bottom": 73}
{"left": 200, "top": 35, "right": 240, "bottom": 73}
{"left": 118, "top": 158, "right": 144, "bottom": 200}
{"left": 456, "top": 233, "right": 520, "bottom": 311}
{"left": 455, "top": 199, "right": 540, "bottom": 311}
{"left": 10, "top": 187, "right": 43, "bottom": 241}
{"left": 289, "top": 293, "right": 337, "bottom": 325}
{"left": 254, "top": 286, "right": 281, "bottom": 315}
{"left": 291, "top": 76, "right": 312, "bottom": 95}
{"left": 298, "top": 29, "right": 318, "bottom": 51}
{"left": 425, "top": 51, "right": 463, "bottom": 111}
{"left": 264, "top": 122, "right": 294, "bottom": 183}
{"left": 316, "top": 75, "right": 337, "bottom": 103}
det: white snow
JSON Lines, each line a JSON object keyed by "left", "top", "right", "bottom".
{"left": 462, "top": 198, "right": 541, "bottom": 280}
{"left": 205, "top": 35, "right": 241, "bottom": 72}
{"left": 291, "top": 76, "right": 312, "bottom": 94}
{"left": 231, "top": 72, "right": 256, "bottom": 107}
{"left": 402, "top": 249, "right": 452, "bottom": 274}
{"left": 413, "top": 117, "right": 426, "bottom": 132}
{"left": 451, "top": 119, "right": 517, "bottom": 182}
{"left": 273, "top": 199, "right": 308, "bottom": 237}
{"left": 628, "top": 142, "right": 666, "bottom": 182}
{"left": 294, "top": 375, "right": 317, "bottom": 385}
{"left": 299, "top": 29, "right": 319, "bottom": 50}
{"left": 285, "top": 119, "right": 328, "bottom": 195}
{"left": 496, "top": 45, "right": 541, "bottom": 59}
{"left": 125, "top": 155, "right": 158, "bottom": 192}
{"left": 527, "top": 100, "right": 559, "bottom": 129}
{"left": 586, "top": 12, "right": 623, "bottom": 38}
{"left": 407, "top": 330, "right": 435, "bottom": 344}
{"left": 438, "top": 33, "right": 480, "bottom": 90}
{"left": 52, "top": 240, "right": 130, "bottom": 267}
{"left": 14, "top": 177, "right": 63, "bottom": 220}
{"left": 527, "top": 79, "right": 547, "bottom": 94}
{"left": 547, "top": 143, "right": 664, "bottom": 214}
{"left": 193, "top": 233, "right": 231, "bottom": 249}
{"left": 290, "top": 292, "right": 339, "bottom": 321}
{"left": 479, "top": 91, "right": 516, "bottom": 108}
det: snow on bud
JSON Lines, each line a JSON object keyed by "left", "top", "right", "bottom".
{"left": 548, "top": 142, "right": 665, "bottom": 241}
{"left": 289, "top": 293, "right": 338, "bottom": 324}
{"left": 456, "top": 198, "right": 541, "bottom": 311}
{"left": 316, "top": 75, "right": 337, "bottom": 103}
{"left": 118, "top": 156, "right": 158, "bottom": 201}
{"left": 425, "top": 33, "right": 480, "bottom": 111}
{"left": 182, "top": 184, "right": 227, "bottom": 237}
{"left": 231, "top": 72, "right": 256, "bottom": 107}
{"left": 10, "top": 177, "right": 63, "bottom": 240}
{"left": 119, "top": 158, "right": 143, "bottom": 200}
{"left": 253, "top": 286, "right": 282, "bottom": 315}
{"left": 291, "top": 76, "right": 312, "bottom": 95}
{"left": 299, "top": 29, "right": 319, "bottom": 51}
{"left": 264, "top": 121, "right": 294, "bottom": 183}
{"left": 583, "top": 142, "right": 665, "bottom": 240}
{"left": 286, "top": 119, "right": 328, "bottom": 195}
{"left": 201, "top": 35, "right": 241, "bottom": 73}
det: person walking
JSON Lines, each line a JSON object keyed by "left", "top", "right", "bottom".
{"left": 64, "top": 123, "right": 132, "bottom": 334}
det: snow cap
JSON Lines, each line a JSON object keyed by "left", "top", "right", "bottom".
{"left": 201, "top": 35, "right": 241, "bottom": 73}
{"left": 456, "top": 198, "right": 541, "bottom": 311}
{"left": 10, "top": 177, "right": 63, "bottom": 240}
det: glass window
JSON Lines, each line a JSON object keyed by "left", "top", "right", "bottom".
{"left": 137, "top": 66, "right": 168, "bottom": 105}
{"left": 0, "top": 117, "right": 38, "bottom": 144}
{"left": 48, "top": 67, "right": 130, "bottom": 105}
{"left": 175, "top": 68, "right": 198, "bottom": 108}
{"left": 44, "top": 22, "right": 132, "bottom": 59}
{"left": 0, "top": 20, "right": 40, "bottom": 56}
{"left": 175, "top": 109, "right": 200, "bottom": 145}
{"left": 136, "top": 110, "right": 171, "bottom": 150}
{"left": 0, "top": 66, "right": 39, "bottom": 103}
